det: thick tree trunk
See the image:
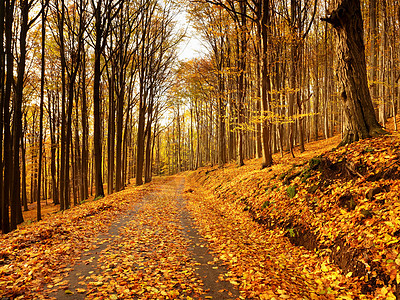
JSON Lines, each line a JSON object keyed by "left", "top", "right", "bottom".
{"left": 11, "top": 0, "right": 31, "bottom": 229}
{"left": 0, "top": 0, "right": 4, "bottom": 230}
{"left": 93, "top": 5, "right": 105, "bottom": 198}
{"left": 58, "top": 0, "right": 67, "bottom": 210}
{"left": 322, "top": 0, "right": 386, "bottom": 145}
{"left": 2, "top": 0, "right": 14, "bottom": 234}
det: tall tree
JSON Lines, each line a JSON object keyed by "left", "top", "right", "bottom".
{"left": 37, "top": 0, "right": 49, "bottom": 221}
{"left": 91, "top": 0, "right": 121, "bottom": 196}
{"left": 0, "top": 0, "right": 6, "bottom": 232}
{"left": 11, "top": 0, "right": 42, "bottom": 229}
{"left": 322, "top": 0, "right": 386, "bottom": 145}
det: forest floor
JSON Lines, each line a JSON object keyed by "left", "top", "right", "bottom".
{"left": 184, "top": 121, "right": 400, "bottom": 299}
{"left": 2, "top": 122, "right": 400, "bottom": 299}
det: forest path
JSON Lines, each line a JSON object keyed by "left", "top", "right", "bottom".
{"left": 50, "top": 176, "right": 238, "bottom": 299}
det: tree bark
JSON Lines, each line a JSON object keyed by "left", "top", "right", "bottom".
{"left": 322, "top": 0, "right": 386, "bottom": 145}
{"left": 1, "top": 0, "right": 14, "bottom": 233}
{"left": 48, "top": 92, "right": 59, "bottom": 205}
{"left": 107, "top": 65, "right": 115, "bottom": 195}
{"left": 136, "top": 97, "right": 146, "bottom": 185}
{"left": 0, "top": 0, "right": 5, "bottom": 230}
{"left": 12, "top": 0, "right": 32, "bottom": 229}
{"left": 37, "top": 0, "right": 48, "bottom": 221}
{"left": 259, "top": 0, "right": 272, "bottom": 168}
{"left": 21, "top": 132, "right": 28, "bottom": 211}
{"left": 81, "top": 48, "right": 89, "bottom": 200}
{"left": 93, "top": 1, "right": 105, "bottom": 198}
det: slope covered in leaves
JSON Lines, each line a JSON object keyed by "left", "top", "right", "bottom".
{"left": 186, "top": 132, "right": 400, "bottom": 299}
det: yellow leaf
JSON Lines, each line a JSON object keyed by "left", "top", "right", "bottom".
{"left": 346, "top": 272, "right": 353, "bottom": 278}
{"left": 381, "top": 286, "right": 388, "bottom": 295}
{"left": 321, "top": 264, "right": 329, "bottom": 272}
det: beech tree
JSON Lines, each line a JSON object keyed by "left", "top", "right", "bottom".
{"left": 322, "top": 0, "right": 386, "bottom": 145}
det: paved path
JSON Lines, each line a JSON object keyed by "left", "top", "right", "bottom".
{"left": 50, "top": 177, "right": 238, "bottom": 299}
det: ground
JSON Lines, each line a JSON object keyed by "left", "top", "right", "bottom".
{"left": 1, "top": 123, "right": 400, "bottom": 299}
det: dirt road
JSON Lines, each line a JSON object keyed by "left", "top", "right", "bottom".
{"left": 50, "top": 177, "right": 239, "bottom": 299}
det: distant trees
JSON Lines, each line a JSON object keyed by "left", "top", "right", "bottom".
{"left": 176, "top": 0, "right": 398, "bottom": 170}
{"left": 0, "top": 0, "right": 181, "bottom": 233}
{"left": 135, "top": 0, "right": 180, "bottom": 185}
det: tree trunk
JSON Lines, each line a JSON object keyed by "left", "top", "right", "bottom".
{"left": 136, "top": 98, "right": 146, "bottom": 185}
{"left": 313, "top": 26, "right": 319, "bottom": 141}
{"left": 369, "top": 0, "right": 378, "bottom": 114}
{"left": 49, "top": 92, "right": 59, "bottom": 205}
{"left": 259, "top": 0, "right": 272, "bottom": 168}
{"left": 236, "top": 3, "right": 246, "bottom": 167}
{"left": 11, "top": 0, "right": 31, "bottom": 229}
{"left": 93, "top": 4, "right": 105, "bottom": 198}
{"left": 322, "top": 0, "right": 386, "bottom": 145}
{"left": 58, "top": 0, "right": 67, "bottom": 210}
{"left": 144, "top": 99, "right": 153, "bottom": 183}
{"left": 107, "top": 66, "right": 115, "bottom": 195}
{"left": 21, "top": 133, "right": 28, "bottom": 211}
{"left": 0, "top": 0, "right": 5, "bottom": 230}
{"left": 255, "top": 50, "right": 262, "bottom": 159}
{"left": 2, "top": 0, "right": 14, "bottom": 234}
{"left": 37, "top": 0, "right": 47, "bottom": 221}
{"left": 81, "top": 48, "right": 88, "bottom": 200}
{"left": 115, "top": 74, "right": 124, "bottom": 191}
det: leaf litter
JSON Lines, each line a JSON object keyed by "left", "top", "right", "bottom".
{"left": 3, "top": 128, "right": 400, "bottom": 299}
{"left": 185, "top": 129, "right": 400, "bottom": 299}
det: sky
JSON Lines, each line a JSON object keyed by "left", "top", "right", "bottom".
{"left": 175, "top": 11, "right": 206, "bottom": 61}
{"left": 178, "top": 35, "right": 205, "bottom": 60}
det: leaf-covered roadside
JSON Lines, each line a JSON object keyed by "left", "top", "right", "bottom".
{"left": 184, "top": 179, "right": 367, "bottom": 299}
{"left": 0, "top": 181, "right": 155, "bottom": 299}
{"left": 185, "top": 133, "right": 400, "bottom": 299}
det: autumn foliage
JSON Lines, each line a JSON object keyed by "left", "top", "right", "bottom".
{"left": 186, "top": 129, "right": 400, "bottom": 299}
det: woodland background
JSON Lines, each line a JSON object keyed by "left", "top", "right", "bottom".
{"left": 0, "top": 0, "right": 399, "bottom": 233}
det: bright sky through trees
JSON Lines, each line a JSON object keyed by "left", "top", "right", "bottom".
{"left": 176, "top": 12, "right": 205, "bottom": 60}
